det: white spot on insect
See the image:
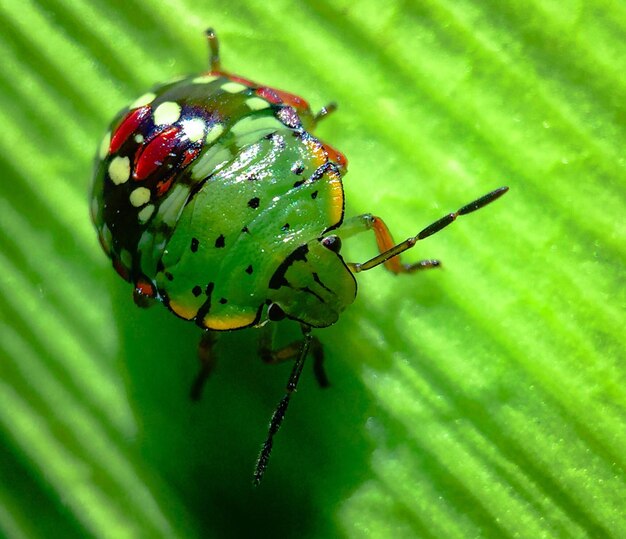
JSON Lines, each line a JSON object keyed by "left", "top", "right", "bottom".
{"left": 99, "top": 132, "right": 111, "bottom": 159}
{"left": 182, "top": 118, "right": 206, "bottom": 143}
{"left": 130, "top": 187, "right": 151, "bottom": 207}
{"left": 246, "top": 97, "right": 270, "bottom": 111}
{"left": 192, "top": 75, "right": 219, "bottom": 84}
{"left": 134, "top": 134, "right": 144, "bottom": 144}
{"left": 130, "top": 92, "right": 156, "bottom": 109}
{"left": 108, "top": 156, "right": 130, "bottom": 185}
{"left": 138, "top": 204, "right": 155, "bottom": 223}
{"left": 221, "top": 81, "right": 247, "bottom": 94}
{"left": 204, "top": 123, "right": 224, "bottom": 144}
{"left": 153, "top": 101, "right": 181, "bottom": 125}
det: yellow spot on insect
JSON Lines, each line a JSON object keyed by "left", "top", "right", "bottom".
{"left": 138, "top": 204, "right": 155, "bottom": 223}
{"left": 99, "top": 132, "right": 111, "bottom": 159}
{"left": 202, "top": 312, "right": 257, "bottom": 330}
{"left": 153, "top": 101, "right": 181, "bottom": 125}
{"left": 246, "top": 97, "right": 270, "bottom": 111}
{"left": 134, "top": 134, "right": 144, "bottom": 144}
{"left": 130, "top": 187, "right": 151, "bottom": 207}
{"left": 221, "top": 81, "right": 247, "bottom": 94}
{"left": 192, "top": 75, "right": 219, "bottom": 84}
{"left": 130, "top": 92, "right": 156, "bottom": 109}
{"left": 327, "top": 173, "right": 344, "bottom": 225}
{"left": 169, "top": 300, "right": 198, "bottom": 320}
{"left": 108, "top": 156, "right": 130, "bottom": 185}
{"left": 182, "top": 118, "right": 206, "bottom": 143}
{"left": 204, "top": 123, "right": 224, "bottom": 144}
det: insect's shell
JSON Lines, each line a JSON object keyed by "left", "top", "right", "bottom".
{"left": 91, "top": 71, "right": 357, "bottom": 330}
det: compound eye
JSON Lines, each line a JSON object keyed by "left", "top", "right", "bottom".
{"left": 321, "top": 235, "right": 342, "bottom": 253}
{"left": 268, "top": 303, "right": 287, "bottom": 321}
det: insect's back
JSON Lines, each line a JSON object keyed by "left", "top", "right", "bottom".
{"left": 91, "top": 72, "right": 350, "bottom": 330}
{"left": 159, "top": 128, "right": 346, "bottom": 330}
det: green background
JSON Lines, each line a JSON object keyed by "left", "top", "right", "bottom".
{"left": 1, "top": 1, "right": 624, "bottom": 537}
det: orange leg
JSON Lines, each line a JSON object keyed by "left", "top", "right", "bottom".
{"left": 339, "top": 187, "right": 508, "bottom": 274}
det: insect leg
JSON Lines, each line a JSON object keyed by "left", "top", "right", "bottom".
{"left": 340, "top": 214, "right": 442, "bottom": 274}
{"left": 205, "top": 28, "right": 221, "bottom": 72}
{"left": 254, "top": 324, "right": 313, "bottom": 485}
{"left": 314, "top": 102, "right": 338, "bottom": 123}
{"left": 258, "top": 324, "right": 329, "bottom": 387}
{"left": 189, "top": 330, "right": 219, "bottom": 401}
{"left": 344, "top": 187, "right": 508, "bottom": 274}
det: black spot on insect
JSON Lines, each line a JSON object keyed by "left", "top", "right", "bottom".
{"left": 191, "top": 237, "right": 199, "bottom": 252}
{"left": 192, "top": 285, "right": 202, "bottom": 297}
{"left": 242, "top": 226, "right": 249, "bottom": 234}
{"left": 245, "top": 264, "right": 253, "bottom": 275}
{"left": 219, "top": 297, "right": 228, "bottom": 304}
{"left": 215, "top": 234, "right": 225, "bottom": 248}
{"left": 292, "top": 163, "right": 305, "bottom": 175}
{"left": 248, "top": 197, "right": 260, "bottom": 209}
{"left": 165, "top": 272, "right": 174, "bottom": 281}
{"left": 281, "top": 223, "right": 290, "bottom": 232}
{"left": 311, "top": 190, "right": 318, "bottom": 200}
{"left": 293, "top": 179, "right": 305, "bottom": 188}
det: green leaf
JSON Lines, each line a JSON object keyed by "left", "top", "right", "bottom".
{"left": 1, "top": 1, "right": 624, "bottom": 537}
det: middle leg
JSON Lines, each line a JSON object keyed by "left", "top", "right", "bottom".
{"left": 258, "top": 323, "right": 329, "bottom": 388}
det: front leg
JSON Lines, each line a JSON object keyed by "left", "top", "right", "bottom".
{"left": 339, "top": 214, "right": 441, "bottom": 274}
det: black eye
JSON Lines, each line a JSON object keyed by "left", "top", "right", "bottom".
{"left": 268, "top": 303, "right": 286, "bottom": 321}
{"left": 321, "top": 235, "right": 342, "bottom": 253}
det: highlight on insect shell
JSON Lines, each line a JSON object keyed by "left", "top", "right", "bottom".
{"left": 90, "top": 27, "right": 508, "bottom": 484}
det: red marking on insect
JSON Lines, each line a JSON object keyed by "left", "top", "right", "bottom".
{"left": 113, "top": 257, "right": 130, "bottom": 282}
{"left": 110, "top": 106, "right": 151, "bottom": 155}
{"left": 133, "top": 126, "right": 181, "bottom": 181}
{"left": 256, "top": 87, "right": 282, "bottom": 104}
{"left": 322, "top": 142, "right": 348, "bottom": 170}
{"left": 257, "top": 86, "right": 310, "bottom": 115}
{"left": 214, "top": 72, "right": 257, "bottom": 88}
{"left": 135, "top": 278, "right": 157, "bottom": 298}
{"left": 156, "top": 176, "right": 175, "bottom": 197}
{"left": 181, "top": 146, "right": 201, "bottom": 168}
{"left": 271, "top": 89, "right": 310, "bottom": 112}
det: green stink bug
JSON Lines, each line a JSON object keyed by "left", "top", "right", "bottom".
{"left": 90, "top": 29, "right": 508, "bottom": 484}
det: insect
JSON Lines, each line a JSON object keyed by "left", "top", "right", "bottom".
{"left": 90, "top": 28, "right": 508, "bottom": 484}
